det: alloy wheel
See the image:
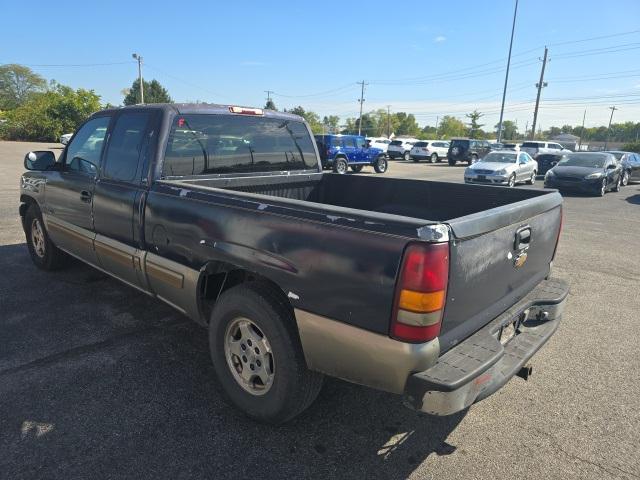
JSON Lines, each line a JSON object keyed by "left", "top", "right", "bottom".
{"left": 31, "top": 218, "right": 46, "bottom": 258}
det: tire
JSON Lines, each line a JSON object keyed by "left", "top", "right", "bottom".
{"left": 403, "top": 151, "right": 410, "bottom": 162}
{"left": 351, "top": 165, "right": 364, "bottom": 173}
{"left": 469, "top": 154, "right": 478, "bottom": 165}
{"left": 374, "top": 155, "right": 388, "bottom": 173}
{"left": 430, "top": 153, "right": 438, "bottom": 163}
{"left": 24, "top": 204, "right": 68, "bottom": 271}
{"left": 508, "top": 174, "right": 516, "bottom": 188}
{"left": 613, "top": 176, "right": 621, "bottom": 192}
{"left": 526, "top": 171, "right": 536, "bottom": 185}
{"left": 621, "top": 170, "right": 630, "bottom": 186}
{"left": 448, "top": 157, "right": 456, "bottom": 166}
{"left": 598, "top": 178, "right": 606, "bottom": 196}
{"left": 208, "top": 282, "right": 324, "bottom": 424}
{"left": 333, "top": 157, "right": 348, "bottom": 174}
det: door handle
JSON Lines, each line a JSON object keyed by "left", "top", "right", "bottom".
{"left": 80, "top": 190, "right": 92, "bottom": 203}
{"left": 514, "top": 225, "right": 531, "bottom": 251}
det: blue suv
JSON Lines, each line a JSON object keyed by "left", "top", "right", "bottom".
{"left": 314, "top": 135, "right": 388, "bottom": 174}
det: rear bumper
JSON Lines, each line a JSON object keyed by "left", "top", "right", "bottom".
{"left": 387, "top": 150, "right": 406, "bottom": 158}
{"left": 403, "top": 277, "right": 568, "bottom": 416}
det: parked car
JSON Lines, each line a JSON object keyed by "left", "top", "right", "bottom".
{"left": 544, "top": 152, "right": 622, "bottom": 196}
{"left": 520, "top": 141, "right": 569, "bottom": 159}
{"left": 387, "top": 138, "right": 419, "bottom": 160}
{"left": 604, "top": 151, "right": 640, "bottom": 186}
{"left": 60, "top": 133, "right": 73, "bottom": 145}
{"left": 464, "top": 150, "right": 538, "bottom": 187}
{"left": 315, "top": 134, "right": 388, "bottom": 174}
{"left": 409, "top": 140, "right": 450, "bottom": 163}
{"left": 536, "top": 153, "right": 569, "bottom": 175}
{"left": 20, "top": 103, "right": 567, "bottom": 424}
{"left": 447, "top": 138, "right": 491, "bottom": 165}
{"left": 366, "top": 137, "right": 391, "bottom": 153}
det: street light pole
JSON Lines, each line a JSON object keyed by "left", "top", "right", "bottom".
{"left": 132, "top": 53, "right": 144, "bottom": 104}
{"left": 605, "top": 106, "right": 618, "bottom": 150}
{"left": 497, "top": 0, "right": 518, "bottom": 143}
{"left": 578, "top": 109, "right": 586, "bottom": 151}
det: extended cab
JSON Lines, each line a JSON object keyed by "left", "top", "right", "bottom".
{"left": 20, "top": 104, "right": 568, "bottom": 424}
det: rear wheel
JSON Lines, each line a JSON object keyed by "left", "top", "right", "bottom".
{"left": 209, "top": 282, "right": 324, "bottom": 424}
{"left": 448, "top": 157, "right": 456, "bottom": 166}
{"left": 412, "top": 156, "right": 420, "bottom": 163}
{"left": 403, "top": 151, "right": 410, "bottom": 161}
{"left": 613, "top": 176, "right": 621, "bottom": 192}
{"left": 430, "top": 153, "right": 438, "bottom": 163}
{"left": 621, "top": 170, "right": 630, "bottom": 186}
{"left": 24, "top": 205, "right": 68, "bottom": 271}
{"left": 333, "top": 157, "right": 348, "bottom": 174}
{"left": 374, "top": 155, "right": 388, "bottom": 173}
{"left": 508, "top": 174, "right": 516, "bottom": 187}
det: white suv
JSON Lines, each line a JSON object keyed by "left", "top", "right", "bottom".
{"left": 366, "top": 137, "right": 391, "bottom": 153}
{"left": 387, "top": 138, "right": 419, "bottom": 160}
{"left": 520, "top": 141, "right": 569, "bottom": 159}
{"left": 409, "top": 140, "right": 450, "bottom": 163}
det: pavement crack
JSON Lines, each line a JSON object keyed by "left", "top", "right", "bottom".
{"left": 0, "top": 318, "right": 191, "bottom": 378}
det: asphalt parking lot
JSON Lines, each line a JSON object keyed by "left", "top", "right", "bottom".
{"left": 1, "top": 141, "right": 639, "bottom": 480}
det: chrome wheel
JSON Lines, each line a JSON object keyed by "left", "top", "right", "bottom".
{"left": 377, "top": 157, "right": 387, "bottom": 172}
{"left": 508, "top": 174, "right": 516, "bottom": 187}
{"left": 31, "top": 218, "right": 46, "bottom": 258}
{"left": 224, "top": 317, "right": 275, "bottom": 396}
{"left": 622, "top": 171, "right": 629, "bottom": 186}
{"left": 430, "top": 153, "right": 438, "bottom": 163}
{"left": 600, "top": 179, "right": 606, "bottom": 196}
{"left": 335, "top": 159, "right": 347, "bottom": 174}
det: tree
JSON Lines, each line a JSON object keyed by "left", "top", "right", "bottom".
{"left": 288, "top": 106, "right": 323, "bottom": 134}
{"left": 322, "top": 115, "right": 340, "bottom": 133}
{"left": 264, "top": 98, "right": 277, "bottom": 110}
{"left": 395, "top": 113, "right": 420, "bottom": 137}
{"left": 2, "top": 83, "right": 101, "bottom": 141}
{"left": 465, "top": 110, "right": 485, "bottom": 139}
{"left": 123, "top": 79, "right": 172, "bottom": 105}
{"left": 495, "top": 120, "right": 518, "bottom": 140}
{"left": 438, "top": 115, "right": 466, "bottom": 138}
{"left": 0, "top": 64, "right": 47, "bottom": 110}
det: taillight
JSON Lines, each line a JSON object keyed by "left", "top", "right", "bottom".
{"left": 391, "top": 242, "right": 449, "bottom": 343}
{"left": 229, "top": 106, "right": 264, "bottom": 115}
{"left": 551, "top": 205, "right": 563, "bottom": 261}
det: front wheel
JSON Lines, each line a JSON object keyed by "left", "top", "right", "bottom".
{"left": 333, "top": 157, "right": 348, "bottom": 174}
{"left": 374, "top": 155, "right": 388, "bottom": 173}
{"left": 508, "top": 174, "right": 516, "bottom": 187}
{"left": 613, "top": 176, "right": 621, "bottom": 192}
{"left": 24, "top": 205, "right": 68, "bottom": 270}
{"left": 351, "top": 165, "right": 363, "bottom": 173}
{"left": 598, "top": 178, "right": 606, "bottom": 196}
{"left": 209, "top": 282, "right": 324, "bottom": 424}
{"left": 526, "top": 171, "right": 536, "bottom": 185}
{"left": 403, "top": 151, "right": 410, "bottom": 162}
{"left": 469, "top": 154, "right": 478, "bottom": 165}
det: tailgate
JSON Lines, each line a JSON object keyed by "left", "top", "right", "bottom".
{"left": 438, "top": 192, "right": 562, "bottom": 352}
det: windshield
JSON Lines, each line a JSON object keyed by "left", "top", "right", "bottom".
{"left": 163, "top": 114, "right": 318, "bottom": 176}
{"left": 521, "top": 142, "right": 542, "bottom": 148}
{"left": 482, "top": 152, "right": 517, "bottom": 163}
{"left": 557, "top": 154, "right": 607, "bottom": 168}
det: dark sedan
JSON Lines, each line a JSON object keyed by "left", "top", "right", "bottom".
{"left": 536, "top": 153, "right": 569, "bottom": 175}
{"left": 544, "top": 152, "right": 622, "bottom": 196}
{"left": 604, "top": 151, "right": 640, "bottom": 186}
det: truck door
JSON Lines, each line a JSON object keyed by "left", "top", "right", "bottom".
{"left": 355, "top": 136, "right": 368, "bottom": 163}
{"left": 92, "top": 110, "right": 155, "bottom": 292}
{"left": 44, "top": 115, "right": 111, "bottom": 266}
{"left": 341, "top": 136, "right": 357, "bottom": 162}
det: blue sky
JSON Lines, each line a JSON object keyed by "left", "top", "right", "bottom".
{"left": 4, "top": 0, "right": 640, "bottom": 130}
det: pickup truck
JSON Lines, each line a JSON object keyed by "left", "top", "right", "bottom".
{"left": 20, "top": 103, "right": 568, "bottom": 424}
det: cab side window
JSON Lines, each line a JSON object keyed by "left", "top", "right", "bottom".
{"left": 355, "top": 137, "right": 365, "bottom": 149}
{"left": 65, "top": 116, "right": 110, "bottom": 175}
{"left": 102, "top": 112, "right": 151, "bottom": 183}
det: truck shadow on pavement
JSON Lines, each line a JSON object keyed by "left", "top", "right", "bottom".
{"left": 0, "top": 243, "right": 466, "bottom": 480}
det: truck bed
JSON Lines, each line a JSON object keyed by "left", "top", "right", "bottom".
{"left": 157, "top": 173, "right": 562, "bottom": 351}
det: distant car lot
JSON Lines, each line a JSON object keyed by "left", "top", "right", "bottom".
{"left": 1, "top": 141, "right": 639, "bottom": 479}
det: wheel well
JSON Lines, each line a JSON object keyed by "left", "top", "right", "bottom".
{"left": 197, "top": 265, "right": 291, "bottom": 323}
{"left": 19, "top": 195, "right": 37, "bottom": 220}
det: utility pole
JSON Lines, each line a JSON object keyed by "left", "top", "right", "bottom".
{"left": 357, "top": 80, "right": 368, "bottom": 136}
{"left": 435, "top": 115, "right": 440, "bottom": 139}
{"left": 525, "top": 120, "right": 529, "bottom": 140}
{"left": 497, "top": 0, "right": 519, "bottom": 143}
{"left": 264, "top": 90, "right": 274, "bottom": 105}
{"left": 132, "top": 53, "right": 144, "bottom": 104}
{"left": 605, "top": 106, "right": 618, "bottom": 150}
{"left": 530, "top": 46, "right": 548, "bottom": 140}
{"left": 578, "top": 109, "right": 586, "bottom": 151}
{"left": 387, "top": 105, "right": 391, "bottom": 138}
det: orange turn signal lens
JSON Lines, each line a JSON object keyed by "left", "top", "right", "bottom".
{"left": 398, "top": 289, "right": 445, "bottom": 313}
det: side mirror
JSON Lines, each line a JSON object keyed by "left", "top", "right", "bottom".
{"left": 24, "top": 151, "right": 56, "bottom": 171}
{"left": 606, "top": 164, "right": 616, "bottom": 170}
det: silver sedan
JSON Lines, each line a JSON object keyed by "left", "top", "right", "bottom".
{"left": 464, "top": 150, "right": 538, "bottom": 187}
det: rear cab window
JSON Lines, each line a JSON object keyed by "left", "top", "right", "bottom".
{"left": 163, "top": 114, "right": 318, "bottom": 176}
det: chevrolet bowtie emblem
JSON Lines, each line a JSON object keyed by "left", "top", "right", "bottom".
{"left": 514, "top": 251, "right": 528, "bottom": 268}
